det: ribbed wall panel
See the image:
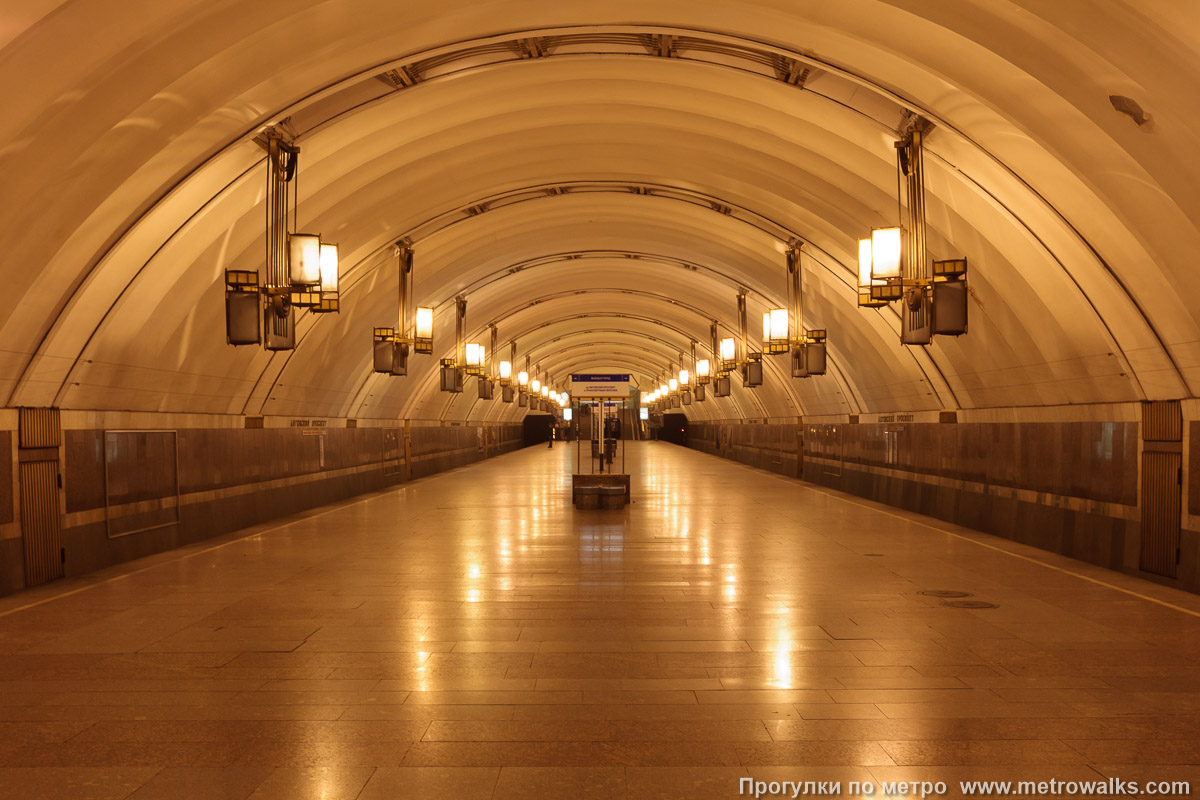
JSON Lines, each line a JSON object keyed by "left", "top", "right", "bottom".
{"left": 19, "top": 408, "right": 60, "bottom": 448}
{"left": 1142, "top": 401, "right": 1182, "bottom": 442}
{"left": 19, "top": 460, "right": 63, "bottom": 587}
{"left": 1139, "top": 451, "right": 1181, "bottom": 578}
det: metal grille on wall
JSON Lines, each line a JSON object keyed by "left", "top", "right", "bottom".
{"left": 19, "top": 407, "right": 60, "bottom": 448}
{"left": 1139, "top": 400, "right": 1182, "bottom": 579}
{"left": 19, "top": 460, "right": 63, "bottom": 587}
{"left": 17, "top": 407, "right": 64, "bottom": 588}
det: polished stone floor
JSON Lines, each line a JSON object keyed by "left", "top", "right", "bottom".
{"left": 1, "top": 441, "right": 1199, "bottom": 799}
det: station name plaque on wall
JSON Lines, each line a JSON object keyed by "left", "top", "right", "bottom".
{"left": 570, "top": 374, "right": 631, "bottom": 399}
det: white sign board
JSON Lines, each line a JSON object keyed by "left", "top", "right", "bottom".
{"left": 571, "top": 373, "right": 631, "bottom": 399}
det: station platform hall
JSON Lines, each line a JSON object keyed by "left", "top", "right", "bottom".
{"left": 0, "top": 442, "right": 1197, "bottom": 799}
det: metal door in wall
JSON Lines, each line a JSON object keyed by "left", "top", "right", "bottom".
{"left": 20, "top": 459, "right": 63, "bottom": 587}
{"left": 1139, "top": 451, "right": 1181, "bottom": 578}
{"left": 1139, "top": 400, "right": 1183, "bottom": 579}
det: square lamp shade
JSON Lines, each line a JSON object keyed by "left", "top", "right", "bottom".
{"left": 696, "top": 359, "right": 710, "bottom": 380}
{"left": 764, "top": 308, "right": 788, "bottom": 353}
{"left": 288, "top": 233, "right": 321, "bottom": 285}
{"left": 498, "top": 360, "right": 512, "bottom": 383}
{"left": 319, "top": 243, "right": 339, "bottom": 293}
{"left": 871, "top": 227, "right": 903, "bottom": 280}
{"left": 719, "top": 338, "right": 735, "bottom": 362}
{"left": 530, "top": 379, "right": 541, "bottom": 393}
{"left": 465, "top": 342, "right": 484, "bottom": 369}
{"left": 669, "top": 378, "right": 679, "bottom": 393}
{"left": 415, "top": 307, "right": 434, "bottom": 339}
{"left": 518, "top": 371, "right": 529, "bottom": 387}
{"left": 679, "top": 369, "right": 690, "bottom": 386}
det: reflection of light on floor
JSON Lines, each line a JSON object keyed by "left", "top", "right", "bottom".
{"left": 467, "top": 588, "right": 480, "bottom": 602}
{"left": 771, "top": 625, "right": 793, "bottom": 687}
{"left": 700, "top": 537, "right": 710, "bottom": 566}
{"left": 468, "top": 565, "right": 480, "bottom": 579}
{"left": 417, "top": 651, "right": 429, "bottom": 691}
{"left": 723, "top": 571, "right": 737, "bottom": 601}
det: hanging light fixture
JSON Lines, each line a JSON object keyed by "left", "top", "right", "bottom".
{"left": 224, "top": 130, "right": 341, "bottom": 351}
{"left": 776, "top": 243, "right": 827, "bottom": 378}
{"left": 735, "top": 291, "right": 763, "bottom": 388}
{"left": 372, "top": 241, "right": 433, "bottom": 374}
{"left": 439, "top": 296, "right": 465, "bottom": 393}
{"left": 857, "top": 119, "right": 968, "bottom": 341}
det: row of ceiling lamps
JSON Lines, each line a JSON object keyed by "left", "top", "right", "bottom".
{"left": 222, "top": 122, "right": 971, "bottom": 378}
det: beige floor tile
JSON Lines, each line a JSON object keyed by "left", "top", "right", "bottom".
{"left": 624, "top": 767, "right": 750, "bottom": 799}
{"left": 0, "top": 767, "right": 159, "bottom": 800}
{"left": 246, "top": 766, "right": 376, "bottom": 800}
{"left": 357, "top": 767, "right": 499, "bottom": 800}
{"left": 493, "top": 767, "right": 624, "bottom": 799}
{"left": 125, "top": 767, "right": 273, "bottom": 799}
{"left": 736, "top": 741, "right": 896, "bottom": 766}
{"left": 0, "top": 443, "right": 1196, "bottom": 788}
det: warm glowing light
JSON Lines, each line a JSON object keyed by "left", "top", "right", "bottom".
{"left": 498, "top": 360, "right": 512, "bottom": 380}
{"left": 564, "top": 408, "right": 573, "bottom": 421}
{"left": 679, "top": 369, "right": 690, "bottom": 386}
{"left": 288, "top": 233, "right": 321, "bottom": 285}
{"left": 319, "top": 243, "right": 339, "bottom": 293}
{"left": 541, "top": 385, "right": 549, "bottom": 397}
{"left": 719, "top": 337, "right": 735, "bottom": 361}
{"left": 871, "top": 227, "right": 903, "bottom": 279}
{"left": 465, "top": 342, "right": 484, "bottom": 367}
{"left": 530, "top": 379, "right": 541, "bottom": 393}
{"left": 415, "top": 306, "right": 434, "bottom": 339}
{"left": 769, "top": 308, "right": 788, "bottom": 341}
{"left": 660, "top": 383, "right": 669, "bottom": 396}
{"left": 468, "top": 565, "right": 480, "bottom": 578}
{"left": 696, "top": 359, "right": 710, "bottom": 378}
{"left": 467, "top": 589, "right": 480, "bottom": 603}
{"left": 762, "top": 312, "right": 771, "bottom": 341}
{"left": 669, "top": 378, "right": 678, "bottom": 393}
{"left": 858, "top": 238, "right": 873, "bottom": 286}
{"left": 518, "top": 371, "right": 529, "bottom": 386}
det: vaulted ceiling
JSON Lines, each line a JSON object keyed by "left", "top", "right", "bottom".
{"left": 1, "top": 1, "right": 1197, "bottom": 422}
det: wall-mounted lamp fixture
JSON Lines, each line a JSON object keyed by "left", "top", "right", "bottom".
{"left": 373, "top": 241, "right": 433, "bottom": 375}
{"left": 857, "top": 121, "right": 968, "bottom": 342}
{"left": 225, "top": 131, "right": 340, "bottom": 350}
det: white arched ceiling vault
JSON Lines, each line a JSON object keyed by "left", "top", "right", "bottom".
{"left": 1, "top": 2, "right": 1198, "bottom": 421}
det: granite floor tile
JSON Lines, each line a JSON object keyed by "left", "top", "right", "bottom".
{"left": 0, "top": 443, "right": 1195, "bottom": 797}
